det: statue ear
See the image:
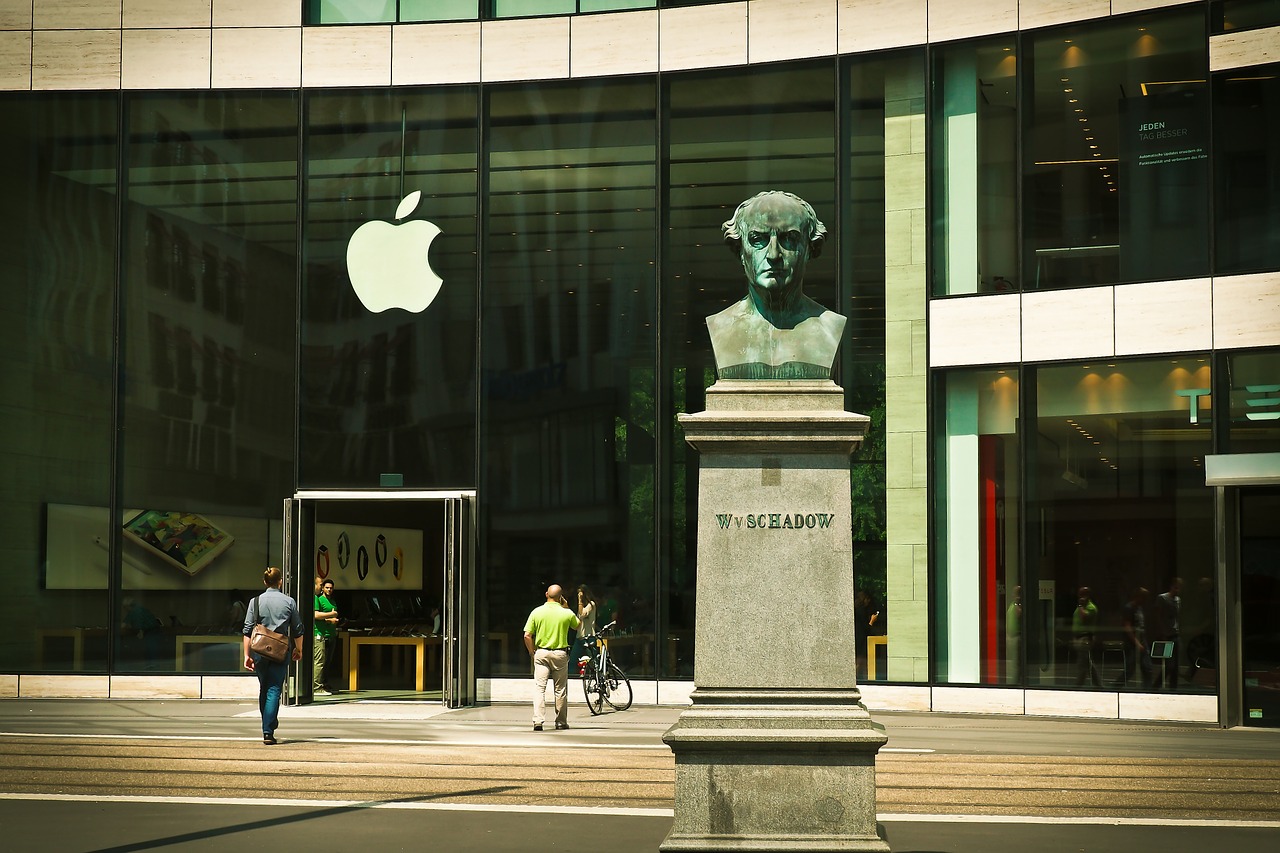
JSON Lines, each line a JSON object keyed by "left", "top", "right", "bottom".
{"left": 808, "top": 234, "right": 825, "bottom": 260}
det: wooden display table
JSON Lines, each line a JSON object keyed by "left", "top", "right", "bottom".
{"left": 866, "top": 635, "right": 888, "bottom": 681}
{"left": 602, "top": 632, "right": 653, "bottom": 673}
{"left": 342, "top": 632, "right": 442, "bottom": 692}
{"left": 175, "top": 634, "right": 247, "bottom": 671}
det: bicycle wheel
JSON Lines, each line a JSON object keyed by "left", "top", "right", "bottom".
{"left": 581, "top": 662, "right": 605, "bottom": 715}
{"left": 603, "top": 662, "right": 632, "bottom": 711}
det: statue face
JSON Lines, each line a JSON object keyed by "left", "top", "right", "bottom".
{"left": 737, "top": 195, "right": 810, "bottom": 296}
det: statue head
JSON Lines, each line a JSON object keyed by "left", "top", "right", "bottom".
{"left": 722, "top": 191, "right": 827, "bottom": 305}
{"left": 707, "top": 191, "right": 845, "bottom": 381}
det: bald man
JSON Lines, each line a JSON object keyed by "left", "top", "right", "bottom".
{"left": 523, "top": 584, "right": 581, "bottom": 731}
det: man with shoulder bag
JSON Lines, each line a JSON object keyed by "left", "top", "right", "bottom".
{"left": 242, "top": 566, "right": 304, "bottom": 745}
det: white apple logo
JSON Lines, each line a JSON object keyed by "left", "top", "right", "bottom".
{"left": 345, "top": 190, "right": 443, "bottom": 313}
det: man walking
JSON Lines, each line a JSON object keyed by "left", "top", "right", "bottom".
{"left": 523, "top": 584, "right": 580, "bottom": 731}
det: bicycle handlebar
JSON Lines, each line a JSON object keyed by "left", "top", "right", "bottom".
{"left": 586, "top": 621, "right": 617, "bottom": 641}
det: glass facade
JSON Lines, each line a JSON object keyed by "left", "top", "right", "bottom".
{"left": 307, "top": 0, "right": 714, "bottom": 23}
{"left": 933, "top": 10, "right": 1220, "bottom": 294}
{"left": 931, "top": 37, "right": 1018, "bottom": 296}
{"left": 119, "top": 92, "right": 299, "bottom": 672}
{"left": 1225, "top": 350, "right": 1280, "bottom": 454}
{"left": 662, "top": 60, "right": 840, "bottom": 680}
{"left": 935, "top": 368, "right": 1021, "bottom": 685}
{"left": 480, "top": 79, "right": 658, "bottom": 677}
{"left": 1, "top": 93, "right": 117, "bottom": 672}
{"left": 300, "top": 88, "right": 479, "bottom": 489}
{"left": 1214, "top": 63, "right": 1280, "bottom": 274}
{"left": 1, "top": 5, "right": 1278, "bottom": 721}
{"left": 1211, "top": 0, "right": 1280, "bottom": 33}
{"left": 937, "top": 358, "right": 1219, "bottom": 691}
{"left": 1024, "top": 10, "right": 1209, "bottom": 289}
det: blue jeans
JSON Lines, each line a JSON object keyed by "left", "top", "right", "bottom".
{"left": 254, "top": 654, "right": 289, "bottom": 736}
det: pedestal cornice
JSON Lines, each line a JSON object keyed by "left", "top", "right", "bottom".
{"left": 679, "top": 380, "right": 870, "bottom": 455}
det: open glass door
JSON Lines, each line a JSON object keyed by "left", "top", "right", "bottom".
{"left": 444, "top": 496, "right": 475, "bottom": 707}
{"left": 282, "top": 496, "right": 313, "bottom": 706}
{"left": 285, "top": 492, "right": 475, "bottom": 706}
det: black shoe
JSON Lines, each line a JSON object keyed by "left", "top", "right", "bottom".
{"left": 555, "top": 722, "right": 570, "bottom": 730}
{"left": 533, "top": 724, "right": 543, "bottom": 731}
{"left": 263, "top": 734, "right": 277, "bottom": 745}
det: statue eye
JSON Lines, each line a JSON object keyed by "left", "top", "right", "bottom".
{"left": 778, "top": 231, "right": 803, "bottom": 251}
{"left": 747, "top": 231, "right": 769, "bottom": 249}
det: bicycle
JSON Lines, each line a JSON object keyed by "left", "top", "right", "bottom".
{"left": 577, "top": 620, "right": 633, "bottom": 715}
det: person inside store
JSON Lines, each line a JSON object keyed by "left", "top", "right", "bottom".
{"left": 1073, "top": 586, "right": 1102, "bottom": 687}
{"left": 854, "top": 588, "right": 885, "bottom": 681}
{"left": 1148, "top": 576, "right": 1183, "bottom": 690}
{"left": 1183, "top": 576, "right": 1216, "bottom": 683}
{"left": 121, "top": 597, "right": 165, "bottom": 669}
{"left": 242, "top": 566, "right": 303, "bottom": 745}
{"left": 571, "top": 585, "right": 598, "bottom": 670}
{"left": 314, "top": 576, "right": 339, "bottom": 695}
{"left": 522, "top": 583, "right": 580, "bottom": 732}
{"left": 1005, "top": 585, "right": 1023, "bottom": 683}
{"left": 1117, "top": 586, "right": 1152, "bottom": 688}
{"left": 225, "top": 591, "right": 247, "bottom": 630}
{"left": 707, "top": 190, "right": 846, "bottom": 380}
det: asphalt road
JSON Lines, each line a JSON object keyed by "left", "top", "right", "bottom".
{"left": 1, "top": 699, "right": 1278, "bottom": 852}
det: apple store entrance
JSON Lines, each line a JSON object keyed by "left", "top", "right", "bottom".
{"left": 282, "top": 491, "right": 475, "bottom": 707}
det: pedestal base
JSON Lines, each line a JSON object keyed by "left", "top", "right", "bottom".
{"left": 661, "top": 689, "right": 890, "bottom": 853}
{"left": 667, "top": 382, "right": 888, "bottom": 851}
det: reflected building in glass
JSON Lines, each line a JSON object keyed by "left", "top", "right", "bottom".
{"left": 1, "top": 1, "right": 1278, "bottom": 728}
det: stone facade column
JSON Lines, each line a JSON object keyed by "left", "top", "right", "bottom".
{"left": 661, "top": 380, "right": 889, "bottom": 852}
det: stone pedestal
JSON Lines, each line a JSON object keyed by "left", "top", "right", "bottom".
{"left": 662, "top": 380, "right": 889, "bottom": 852}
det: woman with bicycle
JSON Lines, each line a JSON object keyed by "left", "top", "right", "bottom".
{"left": 571, "top": 585, "right": 597, "bottom": 669}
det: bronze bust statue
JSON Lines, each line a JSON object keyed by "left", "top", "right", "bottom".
{"left": 707, "top": 191, "right": 846, "bottom": 380}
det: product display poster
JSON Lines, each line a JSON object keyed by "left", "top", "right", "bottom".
{"left": 44, "top": 502, "right": 274, "bottom": 590}
{"left": 313, "top": 522, "right": 423, "bottom": 590}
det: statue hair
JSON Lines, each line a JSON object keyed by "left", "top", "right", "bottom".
{"left": 721, "top": 191, "right": 827, "bottom": 259}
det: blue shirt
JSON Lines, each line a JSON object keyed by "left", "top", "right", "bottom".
{"left": 243, "top": 588, "right": 304, "bottom": 638}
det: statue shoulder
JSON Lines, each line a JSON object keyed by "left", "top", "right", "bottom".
{"left": 706, "top": 297, "right": 756, "bottom": 330}
{"left": 817, "top": 309, "right": 847, "bottom": 337}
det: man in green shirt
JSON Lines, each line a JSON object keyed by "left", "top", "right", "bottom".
{"left": 523, "top": 584, "right": 580, "bottom": 731}
{"left": 313, "top": 575, "right": 339, "bottom": 696}
{"left": 1073, "top": 585, "right": 1101, "bottom": 687}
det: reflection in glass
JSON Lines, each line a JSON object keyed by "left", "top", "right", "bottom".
{"left": 1, "top": 93, "right": 117, "bottom": 672}
{"left": 931, "top": 38, "right": 1018, "bottom": 295}
{"left": 494, "top": 0, "right": 576, "bottom": 16}
{"left": 1026, "top": 357, "right": 1215, "bottom": 692}
{"left": 311, "top": 0, "right": 397, "bottom": 23}
{"left": 481, "top": 79, "right": 657, "bottom": 678}
{"left": 120, "top": 92, "right": 299, "bottom": 673}
{"left": 1023, "top": 10, "right": 1209, "bottom": 288}
{"left": 401, "top": 0, "right": 479, "bottom": 21}
{"left": 847, "top": 53, "right": 922, "bottom": 680}
{"left": 935, "top": 369, "right": 1020, "bottom": 685}
{"left": 1211, "top": 0, "right": 1280, "bottom": 34}
{"left": 1226, "top": 351, "right": 1280, "bottom": 454}
{"left": 301, "top": 89, "right": 478, "bottom": 489}
{"left": 1240, "top": 488, "right": 1280, "bottom": 727}
{"left": 662, "top": 61, "right": 836, "bottom": 678}
{"left": 1214, "top": 64, "right": 1280, "bottom": 274}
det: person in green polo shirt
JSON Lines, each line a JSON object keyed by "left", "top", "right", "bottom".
{"left": 523, "top": 584, "right": 580, "bottom": 731}
{"left": 312, "top": 575, "right": 339, "bottom": 696}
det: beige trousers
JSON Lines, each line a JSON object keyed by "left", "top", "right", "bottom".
{"left": 532, "top": 648, "right": 569, "bottom": 726}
